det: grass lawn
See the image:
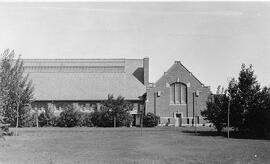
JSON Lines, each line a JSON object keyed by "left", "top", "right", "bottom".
{"left": 0, "top": 127, "right": 269, "bottom": 164}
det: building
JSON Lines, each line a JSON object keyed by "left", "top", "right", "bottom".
{"left": 145, "top": 61, "right": 212, "bottom": 126}
{"left": 24, "top": 58, "right": 211, "bottom": 127}
{"left": 23, "top": 58, "right": 149, "bottom": 126}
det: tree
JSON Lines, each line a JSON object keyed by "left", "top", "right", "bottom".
{"left": 244, "top": 86, "right": 270, "bottom": 138}
{"left": 228, "top": 64, "right": 261, "bottom": 134}
{"left": 201, "top": 92, "right": 228, "bottom": 132}
{"left": 202, "top": 64, "right": 264, "bottom": 134}
{"left": 0, "top": 49, "right": 34, "bottom": 127}
{"left": 93, "top": 94, "right": 133, "bottom": 127}
{"left": 202, "top": 64, "right": 270, "bottom": 138}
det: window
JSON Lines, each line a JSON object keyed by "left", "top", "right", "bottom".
{"left": 170, "top": 82, "right": 187, "bottom": 104}
{"left": 181, "top": 84, "right": 187, "bottom": 104}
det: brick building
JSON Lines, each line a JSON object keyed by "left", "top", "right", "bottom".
{"left": 24, "top": 58, "right": 211, "bottom": 127}
{"left": 146, "top": 61, "right": 211, "bottom": 126}
{"left": 23, "top": 58, "right": 149, "bottom": 126}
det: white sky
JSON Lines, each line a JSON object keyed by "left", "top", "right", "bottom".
{"left": 0, "top": 2, "right": 270, "bottom": 92}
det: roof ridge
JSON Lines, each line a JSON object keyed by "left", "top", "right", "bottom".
{"left": 22, "top": 58, "right": 125, "bottom": 60}
{"left": 21, "top": 58, "right": 144, "bottom": 60}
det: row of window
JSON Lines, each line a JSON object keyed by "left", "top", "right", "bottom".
{"left": 170, "top": 82, "right": 187, "bottom": 104}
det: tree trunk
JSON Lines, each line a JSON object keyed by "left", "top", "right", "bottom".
{"left": 114, "top": 115, "right": 116, "bottom": 128}
{"left": 16, "top": 102, "right": 19, "bottom": 136}
{"left": 36, "top": 108, "right": 39, "bottom": 128}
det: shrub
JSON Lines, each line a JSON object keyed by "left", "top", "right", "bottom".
{"left": 90, "top": 94, "right": 133, "bottom": 127}
{"left": 38, "top": 112, "right": 59, "bottom": 127}
{"left": 143, "top": 112, "right": 159, "bottom": 127}
{"left": 38, "top": 112, "right": 50, "bottom": 127}
{"left": 91, "top": 110, "right": 112, "bottom": 127}
{"left": 57, "top": 105, "right": 82, "bottom": 127}
{"left": 23, "top": 113, "right": 36, "bottom": 127}
{"left": 91, "top": 109, "right": 133, "bottom": 127}
{"left": 80, "top": 112, "right": 93, "bottom": 127}
{"left": 117, "top": 112, "right": 133, "bottom": 127}
{"left": 0, "top": 122, "right": 14, "bottom": 137}
{"left": 28, "top": 106, "right": 94, "bottom": 128}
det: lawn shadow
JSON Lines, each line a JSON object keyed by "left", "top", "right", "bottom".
{"left": 181, "top": 127, "right": 270, "bottom": 140}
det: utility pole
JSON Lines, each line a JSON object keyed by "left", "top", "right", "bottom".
{"left": 153, "top": 92, "right": 156, "bottom": 115}
{"left": 227, "top": 94, "right": 231, "bottom": 139}
{"left": 194, "top": 91, "right": 199, "bottom": 134}
{"left": 192, "top": 92, "right": 195, "bottom": 127}
{"left": 195, "top": 94, "right": 197, "bottom": 134}
{"left": 140, "top": 111, "right": 143, "bottom": 136}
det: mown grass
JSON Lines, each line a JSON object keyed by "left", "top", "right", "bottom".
{"left": 0, "top": 127, "right": 269, "bottom": 164}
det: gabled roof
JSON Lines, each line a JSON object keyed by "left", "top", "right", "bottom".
{"left": 155, "top": 61, "right": 204, "bottom": 86}
{"left": 23, "top": 58, "right": 146, "bottom": 101}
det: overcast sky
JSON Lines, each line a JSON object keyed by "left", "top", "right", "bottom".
{"left": 0, "top": 2, "right": 270, "bottom": 92}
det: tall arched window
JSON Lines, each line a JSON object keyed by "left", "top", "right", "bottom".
{"left": 170, "top": 82, "right": 187, "bottom": 104}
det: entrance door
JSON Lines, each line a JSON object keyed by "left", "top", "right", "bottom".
{"left": 175, "top": 113, "right": 182, "bottom": 127}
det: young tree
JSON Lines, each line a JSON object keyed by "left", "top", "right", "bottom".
{"left": 0, "top": 49, "right": 34, "bottom": 127}
{"left": 221, "top": 64, "right": 269, "bottom": 138}
{"left": 201, "top": 93, "right": 228, "bottom": 132}
{"left": 227, "top": 64, "right": 261, "bottom": 134}
{"left": 99, "top": 94, "right": 133, "bottom": 127}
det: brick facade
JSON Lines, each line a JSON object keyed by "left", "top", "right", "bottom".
{"left": 146, "top": 61, "right": 211, "bottom": 126}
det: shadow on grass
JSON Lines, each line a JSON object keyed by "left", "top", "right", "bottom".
{"left": 181, "top": 128, "right": 270, "bottom": 140}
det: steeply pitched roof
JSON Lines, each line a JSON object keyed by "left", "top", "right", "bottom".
{"left": 155, "top": 61, "right": 204, "bottom": 86}
{"left": 23, "top": 58, "right": 146, "bottom": 101}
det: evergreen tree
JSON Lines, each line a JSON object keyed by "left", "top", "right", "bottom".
{"left": 200, "top": 63, "right": 270, "bottom": 138}
{"left": 228, "top": 64, "right": 261, "bottom": 134}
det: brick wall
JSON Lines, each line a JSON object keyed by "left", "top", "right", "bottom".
{"left": 146, "top": 61, "right": 211, "bottom": 126}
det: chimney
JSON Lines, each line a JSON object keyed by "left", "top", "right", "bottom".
{"left": 143, "top": 57, "right": 149, "bottom": 86}
{"left": 175, "top": 61, "right": 181, "bottom": 64}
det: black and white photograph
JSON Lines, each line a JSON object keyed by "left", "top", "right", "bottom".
{"left": 0, "top": 0, "right": 270, "bottom": 163}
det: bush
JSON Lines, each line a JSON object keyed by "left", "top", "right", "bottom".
{"left": 143, "top": 112, "right": 159, "bottom": 127}
{"left": 23, "top": 113, "right": 36, "bottom": 127}
{"left": 38, "top": 113, "right": 60, "bottom": 127}
{"left": 91, "top": 110, "right": 112, "bottom": 127}
{"left": 90, "top": 94, "right": 134, "bottom": 127}
{"left": 91, "top": 110, "right": 133, "bottom": 127}
{"left": 56, "top": 105, "right": 94, "bottom": 127}
{"left": 0, "top": 123, "right": 14, "bottom": 137}
{"left": 117, "top": 113, "right": 133, "bottom": 127}
{"left": 80, "top": 112, "right": 93, "bottom": 127}
{"left": 57, "top": 105, "right": 83, "bottom": 127}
